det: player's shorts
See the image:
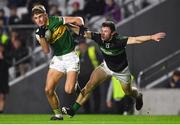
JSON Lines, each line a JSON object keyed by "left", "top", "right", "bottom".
{"left": 49, "top": 51, "right": 80, "bottom": 73}
{"left": 100, "top": 61, "right": 131, "bottom": 84}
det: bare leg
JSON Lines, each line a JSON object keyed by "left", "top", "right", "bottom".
{"left": 76, "top": 67, "right": 109, "bottom": 105}
{"left": 0, "top": 94, "right": 5, "bottom": 113}
{"left": 64, "top": 71, "right": 78, "bottom": 94}
{"left": 45, "top": 69, "right": 64, "bottom": 110}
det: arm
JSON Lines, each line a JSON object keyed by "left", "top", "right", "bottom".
{"left": 0, "top": 45, "right": 4, "bottom": 59}
{"left": 106, "top": 80, "right": 113, "bottom": 108}
{"left": 35, "top": 26, "right": 50, "bottom": 54}
{"left": 127, "top": 32, "right": 166, "bottom": 44}
{"left": 38, "top": 38, "right": 50, "bottom": 54}
{"left": 67, "top": 23, "right": 92, "bottom": 39}
{"left": 63, "top": 16, "right": 84, "bottom": 25}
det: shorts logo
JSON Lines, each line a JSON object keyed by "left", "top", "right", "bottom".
{"left": 50, "top": 60, "right": 54, "bottom": 65}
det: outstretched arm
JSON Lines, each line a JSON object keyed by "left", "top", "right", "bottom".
{"left": 63, "top": 16, "right": 84, "bottom": 25}
{"left": 67, "top": 24, "right": 92, "bottom": 39}
{"left": 127, "top": 32, "right": 166, "bottom": 44}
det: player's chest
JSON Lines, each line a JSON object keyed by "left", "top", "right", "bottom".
{"left": 100, "top": 42, "right": 118, "bottom": 49}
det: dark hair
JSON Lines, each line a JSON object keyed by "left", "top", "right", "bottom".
{"left": 102, "top": 21, "right": 116, "bottom": 32}
{"left": 173, "top": 70, "right": 180, "bottom": 76}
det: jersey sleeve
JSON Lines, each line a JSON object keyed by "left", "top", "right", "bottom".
{"left": 49, "top": 16, "right": 64, "bottom": 26}
{"left": 117, "top": 35, "right": 128, "bottom": 48}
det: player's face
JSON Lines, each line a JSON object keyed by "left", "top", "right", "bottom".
{"left": 100, "top": 27, "right": 113, "bottom": 41}
{"left": 33, "top": 13, "right": 47, "bottom": 27}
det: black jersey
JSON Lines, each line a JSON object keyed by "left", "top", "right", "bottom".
{"left": 91, "top": 32, "right": 128, "bottom": 72}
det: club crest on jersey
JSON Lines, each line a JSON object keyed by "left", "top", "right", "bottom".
{"left": 105, "top": 43, "right": 110, "bottom": 48}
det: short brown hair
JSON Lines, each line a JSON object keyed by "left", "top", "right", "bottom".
{"left": 102, "top": 21, "right": 116, "bottom": 32}
{"left": 32, "top": 4, "right": 46, "bottom": 15}
{"left": 173, "top": 70, "right": 180, "bottom": 77}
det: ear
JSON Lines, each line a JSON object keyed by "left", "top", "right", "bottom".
{"left": 44, "top": 13, "right": 48, "bottom": 18}
{"left": 44, "top": 13, "right": 48, "bottom": 22}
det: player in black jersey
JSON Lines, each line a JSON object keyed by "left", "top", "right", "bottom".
{"left": 62, "top": 21, "right": 166, "bottom": 117}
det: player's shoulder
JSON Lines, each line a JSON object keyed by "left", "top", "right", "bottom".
{"left": 48, "top": 16, "right": 63, "bottom": 21}
{"left": 115, "top": 33, "right": 128, "bottom": 40}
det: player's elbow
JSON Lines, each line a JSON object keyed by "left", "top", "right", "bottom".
{"left": 77, "top": 17, "right": 84, "bottom": 25}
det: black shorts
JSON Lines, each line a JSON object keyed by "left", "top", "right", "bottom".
{"left": 0, "top": 67, "right": 9, "bottom": 94}
{"left": 0, "top": 75, "right": 9, "bottom": 94}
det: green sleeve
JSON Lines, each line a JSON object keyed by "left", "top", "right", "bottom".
{"left": 49, "top": 16, "right": 64, "bottom": 25}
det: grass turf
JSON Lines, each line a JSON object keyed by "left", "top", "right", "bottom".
{"left": 0, "top": 114, "right": 180, "bottom": 124}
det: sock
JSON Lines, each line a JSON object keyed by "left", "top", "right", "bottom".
{"left": 131, "top": 87, "right": 139, "bottom": 98}
{"left": 53, "top": 108, "right": 62, "bottom": 117}
{"left": 72, "top": 102, "right": 81, "bottom": 112}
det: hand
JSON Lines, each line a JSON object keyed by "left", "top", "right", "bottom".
{"left": 0, "top": 52, "right": 4, "bottom": 59}
{"left": 106, "top": 101, "right": 112, "bottom": 108}
{"left": 79, "top": 25, "right": 88, "bottom": 37}
{"left": 151, "top": 32, "right": 166, "bottom": 42}
{"left": 35, "top": 26, "right": 47, "bottom": 38}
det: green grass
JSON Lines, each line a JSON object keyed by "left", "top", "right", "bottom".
{"left": 0, "top": 114, "right": 180, "bottom": 124}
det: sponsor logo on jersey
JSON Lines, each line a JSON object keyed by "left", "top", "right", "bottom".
{"left": 49, "top": 25, "right": 67, "bottom": 43}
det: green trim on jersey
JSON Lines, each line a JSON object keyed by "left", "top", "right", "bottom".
{"left": 100, "top": 47, "right": 125, "bottom": 56}
{"left": 100, "top": 35, "right": 128, "bottom": 56}
{"left": 46, "top": 16, "right": 75, "bottom": 56}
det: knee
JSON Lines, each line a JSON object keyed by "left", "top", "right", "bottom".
{"left": 64, "top": 85, "right": 74, "bottom": 94}
{"left": 45, "top": 87, "right": 54, "bottom": 96}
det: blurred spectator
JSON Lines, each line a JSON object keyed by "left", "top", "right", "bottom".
{"left": 141, "top": 0, "right": 151, "bottom": 8}
{"left": 169, "top": 70, "right": 180, "bottom": 88}
{"left": 0, "top": 9, "right": 8, "bottom": 26}
{"left": 121, "top": 0, "right": 135, "bottom": 18}
{"left": 0, "top": 44, "right": 9, "bottom": 113}
{"left": 49, "top": 4, "right": 62, "bottom": 16}
{"left": 8, "top": 5, "right": 20, "bottom": 25}
{"left": 70, "top": 1, "right": 84, "bottom": 17}
{"left": 49, "top": 0, "right": 66, "bottom": 15}
{"left": 0, "top": 28, "right": 11, "bottom": 113}
{"left": 106, "top": 76, "right": 135, "bottom": 115}
{"left": 10, "top": 32, "right": 30, "bottom": 77}
{"left": 0, "top": 1, "right": 8, "bottom": 9}
{"left": 104, "top": 0, "right": 122, "bottom": 22}
{"left": 8, "top": 0, "right": 26, "bottom": 7}
{"left": 77, "top": 39, "right": 103, "bottom": 113}
{"left": 0, "top": 18, "right": 9, "bottom": 49}
{"left": 83, "top": 0, "right": 105, "bottom": 19}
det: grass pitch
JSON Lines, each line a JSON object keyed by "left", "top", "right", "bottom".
{"left": 0, "top": 114, "right": 180, "bottom": 124}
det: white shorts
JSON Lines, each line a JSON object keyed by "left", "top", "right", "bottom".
{"left": 100, "top": 61, "right": 131, "bottom": 84}
{"left": 49, "top": 51, "right": 80, "bottom": 73}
